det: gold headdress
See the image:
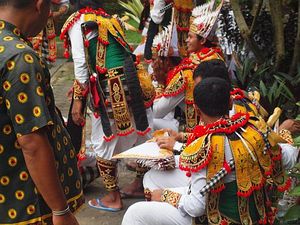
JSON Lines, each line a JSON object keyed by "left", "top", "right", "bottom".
{"left": 190, "top": 0, "right": 223, "bottom": 40}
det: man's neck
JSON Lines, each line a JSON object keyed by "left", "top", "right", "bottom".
{"left": 201, "top": 114, "right": 228, "bottom": 125}
{"left": 0, "top": 8, "right": 31, "bottom": 37}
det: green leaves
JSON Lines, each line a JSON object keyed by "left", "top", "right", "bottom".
{"left": 234, "top": 58, "right": 299, "bottom": 115}
{"left": 118, "top": 0, "right": 144, "bottom": 24}
{"left": 289, "top": 186, "right": 300, "bottom": 196}
{"left": 284, "top": 205, "right": 300, "bottom": 222}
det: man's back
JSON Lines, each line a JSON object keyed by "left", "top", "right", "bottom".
{"left": 0, "top": 19, "right": 83, "bottom": 224}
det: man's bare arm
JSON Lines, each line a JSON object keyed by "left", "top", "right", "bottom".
{"left": 18, "top": 128, "right": 68, "bottom": 211}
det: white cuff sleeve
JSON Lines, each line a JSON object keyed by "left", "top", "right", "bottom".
{"left": 174, "top": 141, "right": 183, "bottom": 152}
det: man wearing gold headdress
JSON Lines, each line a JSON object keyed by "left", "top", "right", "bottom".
{"left": 61, "top": 2, "right": 155, "bottom": 211}
{"left": 153, "top": 0, "right": 224, "bottom": 135}
{"left": 122, "top": 77, "right": 298, "bottom": 225}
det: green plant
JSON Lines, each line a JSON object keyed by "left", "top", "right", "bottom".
{"left": 118, "top": 0, "right": 144, "bottom": 24}
{"left": 124, "top": 19, "right": 142, "bottom": 44}
{"left": 233, "top": 58, "right": 300, "bottom": 118}
{"left": 283, "top": 163, "right": 300, "bottom": 224}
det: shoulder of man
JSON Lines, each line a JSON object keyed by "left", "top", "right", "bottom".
{"left": 0, "top": 37, "right": 38, "bottom": 71}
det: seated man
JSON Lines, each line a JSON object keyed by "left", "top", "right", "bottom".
{"left": 153, "top": 1, "right": 224, "bottom": 133}
{"left": 122, "top": 77, "right": 299, "bottom": 225}
{"left": 145, "top": 59, "right": 298, "bottom": 191}
{"left": 143, "top": 59, "right": 231, "bottom": 191}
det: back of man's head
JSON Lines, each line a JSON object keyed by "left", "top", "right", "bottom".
{"left": 0, "top": 0, "right": 37, "bottom": 8}
{"left": 193, "top": 77, "right": 231, "bottom": 117}
{"left": 193, "top": 59, "right": 230, "bottom": 84}
{"left": 78, "top": 0, "right": 103, "bottom": 9}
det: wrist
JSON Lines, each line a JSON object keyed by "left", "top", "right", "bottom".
{"left": 160, "top": 189, "right": 181, "bottom": 208}
{"left": 73, "top": 80, "right": 88, "bottom": 100}
{"left": 52, "top": 205, "right": 70, "bottom": 216}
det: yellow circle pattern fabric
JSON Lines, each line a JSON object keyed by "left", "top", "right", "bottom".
{"left": 0, "top": 20, "right": 83, "bottom": 224}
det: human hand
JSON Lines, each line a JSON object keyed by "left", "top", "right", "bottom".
{"left": 71, "top": 100, "right": 85, "bottom": 126}
{"left": 151, "top": 189, "right": 163, "bottom": 202}
{"left": 162, "top": 128, "right": 180, "bottom": 140}
{"left": 156, "top": 136, "right": 176, "bottom": 150}
{"left": 53, "top": 212, "right": 79, "bottom": 225}
{"left": 279, "top": 119, "right": 300, "bottom": 134}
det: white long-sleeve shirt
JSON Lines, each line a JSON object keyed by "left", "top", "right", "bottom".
{"left": 153, "top": 92, "right": 185, "bottom": 119}
{"left": 150, "top": 0, "right": 166, "bottom": 24}
{"left": 68, "top": 15, "right": 98, "bottom": 83}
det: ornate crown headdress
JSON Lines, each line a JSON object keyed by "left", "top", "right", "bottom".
{"left": 190, "top": 0, "right": 223, "bottom": 40}
{"left": 152, "top": 9, "right": 178, "bottom": 57}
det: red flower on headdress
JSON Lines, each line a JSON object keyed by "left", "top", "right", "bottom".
{"left": 197, "top": 23, "right": 205, "bottom": 31}
{"left": 157, "top": 44, "right": 161, "bottom": 51}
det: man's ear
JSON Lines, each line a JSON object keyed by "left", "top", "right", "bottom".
{"left": 200, "top": 38, "right": 206, "bottom": 46}
{"left": 34, "top": 0, "right": 43, "bottom": 14}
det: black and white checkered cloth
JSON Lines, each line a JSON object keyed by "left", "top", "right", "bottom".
{"left": 200, "top": 159, "right": 235, "bottom": 196}
{"left": 81, "top": 166, "right": 100, "bottom": 189}
{"left": 41, "top": 33, "right": 50, "bottom": 65}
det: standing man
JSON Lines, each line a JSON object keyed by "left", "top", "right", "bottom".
{"left": 0, "top": 0, "right": 83, "bottom": 225}
{"left": 61, "top": 2, "right": 154, "bottom": 211}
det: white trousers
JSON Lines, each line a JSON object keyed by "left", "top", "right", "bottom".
{"left": 122, "top": 201, "right": 192, "bottom": 225}
{"left": 90, "top": 109, "right": 153, "bottom": 160}
{"left": 143, "top": 155, "right": 190, "bottom": 191}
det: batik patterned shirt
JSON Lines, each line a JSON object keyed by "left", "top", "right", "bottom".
{"left": 0, "top": 20, "right": 83, "bottom": 225}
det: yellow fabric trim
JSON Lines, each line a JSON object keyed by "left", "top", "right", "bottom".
{"left": 61, "top": 11, "right": 80, "bottom": 34}
{"left": 83, "top": 13, "right": 97, "bottom": 22}
{"left": 164, "top": 71, "right": 186, "bottom": 96}
{"left": 184, "top": 69, "right": 194, "bottom": 103}
{"left": 241, "top": 125, "right": 272, "bottom": 176}
{"left": 230, "top": 139, "right": 254, "bottom": 193}
{"left": 207, "top": 135, "right": 225, "bottom": 180}
{"left": 233, "top": 104, "right": 247, "bottom": 114}
{"left": 181, "top": 135, "right": 207, "bottom": 156}
{"left": 0, "top": 192, "right": 83, "bottom": 225}
{"left": 248, "top": 117, "right": 285, "bottom": 146}
{"left": 110, "top": 17, "right": 125, "bottom": 39}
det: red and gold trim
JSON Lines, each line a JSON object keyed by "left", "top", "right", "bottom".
{"left": 161, "top": 189, "right": 182, "bottom": 208}
{"left": 179, "top": 134, "right": 212, "bottom": 174}
{"left": 73, "top": 79, "right": 88, "bottom": 100}
{"left": 96, "top": 158, "right": 119, "bottom": 192}
{"left": 108, "top": 76, "right": 134, "bottom": 136}
{"left": 136, "top": 63, "right": 155, "bottom": 108}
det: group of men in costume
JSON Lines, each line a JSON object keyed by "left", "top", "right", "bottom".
{"left": 2, "top": 0, "right": 297, "bottom": 224}
{"left": 58, "top": 0, "right": 300, "bottom": 223}
{"left": 60, "top": 1, "right": 299, "bottom": 225}
{"left": 0, "top": 0, "right": 82, "bottom": 224}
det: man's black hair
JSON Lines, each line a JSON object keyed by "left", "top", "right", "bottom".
{"left": 193, "top": 59, "right": 230, "bottom": 84}
{"left": 193, "top": 77, "right": 231, "bottom": 117}
{"left": 78, "top": 0, "right": 103, "bottom": 10}
{"left": 0, "top": 0, "right": 41, "bottom": 8}
{"left": 196, "top": 35, "right": 217, "bottom": 48}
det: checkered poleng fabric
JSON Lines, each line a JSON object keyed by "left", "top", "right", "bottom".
{"left": 41, "top": 31, "right": 50, "bottom": 65}
{"left": 81, "top": 166, "right": 100, "bottom": 189}
{"left": 200, "top": 159, "right": 235, "bottom": 197}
